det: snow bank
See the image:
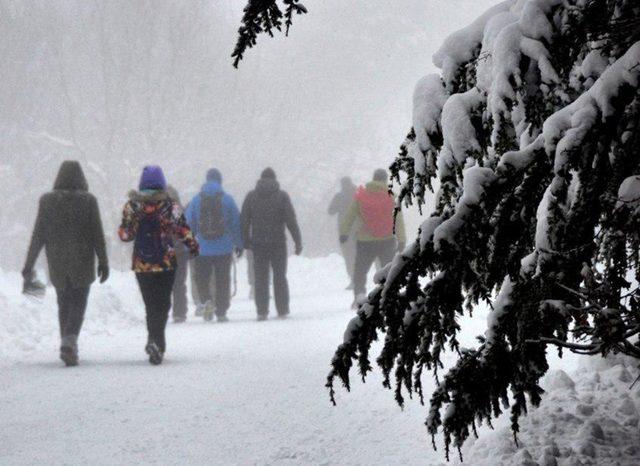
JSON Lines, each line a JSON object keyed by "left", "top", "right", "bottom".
{"left": 0, "top": 269, "right": 143, "bottom": 365}
{"left": 458, "top": 355, "right": 640, "bottom": 465}
{"left": 0, "top": 254, "right": 349, "bottom": 365}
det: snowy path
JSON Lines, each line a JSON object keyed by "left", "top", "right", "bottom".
{"left": 0, "top": 256, "right": 454, "bottom": 465}
{"left": 8, "top": 256, "right": 631, "bottom": 466}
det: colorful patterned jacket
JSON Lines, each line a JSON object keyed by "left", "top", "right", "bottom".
{"left": 118, "top": 190, "right": 199, "bottom": 273}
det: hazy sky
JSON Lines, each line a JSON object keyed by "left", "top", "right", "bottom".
{"left": 0, "top": 0, "right": 499, "bottom": 268}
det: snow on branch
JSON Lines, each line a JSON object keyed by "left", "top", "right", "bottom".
{"left": 329, "top": 0, "right": 640, "bottom": 460}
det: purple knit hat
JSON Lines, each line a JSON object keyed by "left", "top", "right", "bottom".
{"left": 139, "top": 165, "right": 167, "bottom": 190}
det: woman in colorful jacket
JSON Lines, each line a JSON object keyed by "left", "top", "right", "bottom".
{"left": 118, "top": 166, "right": 199, "bottom": 365}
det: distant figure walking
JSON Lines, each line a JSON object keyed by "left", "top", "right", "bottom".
{"left": 185, "top": 168, "right": 243, "bottom": 322}
{"left": 340, "top": 169, "right": 405, "bottom": 308}
{"left": 22, "top": 161, "right": 109, "bottom": 366}
{"left": 118, "top": 166, "right": 199, "bottom": 365}
{"left": 166, "top": 186, "right": 189, "bottom": 323}
{"left": 241, "top": 168, "right": 302, "bottom": 320}
{"left": 328, "top": 176, "right": 357, "bottom": 289}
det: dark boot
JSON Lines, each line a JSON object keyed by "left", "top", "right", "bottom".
{"left": 145, "top": 342, "right": 163, "bottom": 365}
{"left": 60, "top": 335, "right": 78, "bottom": 367}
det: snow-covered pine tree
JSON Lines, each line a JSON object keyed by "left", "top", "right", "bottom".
{"left": 232, "top": 0, "right": 307, "bottom": 67}
{"left": 327, "top": 0, "right": 640, "bottom": 460}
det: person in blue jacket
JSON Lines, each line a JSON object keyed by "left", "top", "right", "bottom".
{"left": 185, "top": 169, "right": 243, "bottom": 322}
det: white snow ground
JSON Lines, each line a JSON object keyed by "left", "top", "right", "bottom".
{"left": 0, "top": 255, "right": 638, "bottom": 465}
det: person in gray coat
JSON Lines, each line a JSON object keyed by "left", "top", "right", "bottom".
{"left": 241, "top": 168, "right": 302, "bottom": 320}
{"left": 166, "top": 185, "right": 189, "bottom": 323}
{"left": 328, "top": 176, "right": 357, "bottom": 289}
{"left": 22, "top": 161, "right": 109, "bottom": 366}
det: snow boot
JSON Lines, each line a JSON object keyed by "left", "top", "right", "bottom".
{"left": 173, "top": 316, "right": 186, "bottom": 323}
{"left": 257, "top": 314, "right": 268, "bottom": 322}
{"left": 23, "top": 276, "right": 46, "bottom": 298}
{"left": 203, "top": 300, "right": 214, "bottom": 322}
{"left": 217, "top": 315, "right": 229, "bottom": 323}
{"left": 145, "top": 342, "right": 163, "bottom": 365}
{"left": 60, "top": 335, "right": 78, "bottom": 367}
{"left": 351, "top": 293, "right": 367, "bottom": 310}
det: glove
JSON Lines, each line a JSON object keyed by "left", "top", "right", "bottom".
{"left": 295, "top": 244, "right": 303, "bottom": 256}
{"left": 235, "top": 247, "right": 244, "bottom": 258}
{"left": 98, "top": 263, "right": 110, "bottom": 284}
{"left": 397, "top": 242, "right": 406, "bottom": 253}
{"left": 339, "top": 235, "right": 349, "bottom": 244}
{"left": 189, "top": 244, "right": 200, "bottom": 259}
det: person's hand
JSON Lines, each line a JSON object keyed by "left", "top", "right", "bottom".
{"left": 190, "top": 246, "right": 200, "bottom": 259}
{"left": 295, "top": 244, "right": 303, "bottom": 256}
{"left": 339, "top": 235, "right": 349, "bottom": 244}
{"left": 235, "top": 247, "right": 244, "bottom": 258}
{"left": 98, "top": 263, "right": 110, "bottom": 284}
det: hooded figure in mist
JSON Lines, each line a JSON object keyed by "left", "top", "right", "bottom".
{"left": 22, "top": 161, "right": 109, "bottom": 367}
{"left": 241, "top": 168, "right": 302, "bottom": 320}
{"left": 340, "top": 168, "right": 406, "bottom": 308}
{"left": 166, "top": 185, "right": 189, "bottom": 323}
{"left": 118, "top": 166, "right": 199, "bottom": 365}
{"left": 328, "top": 176, "right": 357, "bottom": 289}
{"left": 185, "top": 168, "right": 243, "bottom": 322}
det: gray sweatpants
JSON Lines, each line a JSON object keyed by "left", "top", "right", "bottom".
{"left": 353, "top": 239, "right": 396, "bottom": 297}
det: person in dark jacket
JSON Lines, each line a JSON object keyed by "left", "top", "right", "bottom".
{"left": 22, "top": 160, "right": 109, "bottom": 366}
{"left": 328, "top": 176, "right": 357, "bottom": 289}
{"left": 185, "top": 169, "right": 243, "bottom": 322}
{"left": 241, "top": 168, "right": 302, "bottom": 320}
{"left": 166, "top": 185, "right": 189, "bottom": 323}
{"left": 118, "top": 166, "right": 199, "bottom": 365}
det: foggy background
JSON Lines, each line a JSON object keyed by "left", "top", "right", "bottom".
{"left": 0, "top": 0, "right": 495, "bottom": 271}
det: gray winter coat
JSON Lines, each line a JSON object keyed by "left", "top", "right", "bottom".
{"left": 328, "top": 183, "right": 356, "bottom": 229}
{"left": 241, "top": 178, "right": 302, "bottom": 248}
{"left": 23, "top": 161, "right": 108, "bottom": 289}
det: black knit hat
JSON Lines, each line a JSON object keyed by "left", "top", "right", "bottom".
{"left": 373, "top": 168, "right": 388, "bottom": 182}
{"left": 261, "top": 167, "right": 277, "bottom": 180}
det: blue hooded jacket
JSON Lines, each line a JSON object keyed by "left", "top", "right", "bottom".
{"left": 185, "top": 181, "right": 242, "bottom": 256}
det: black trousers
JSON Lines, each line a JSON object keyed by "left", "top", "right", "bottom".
{"left": 353, "top": 239, "right": 396, "bottom": 296}
{"left": 56, "top": 286, "right": 91, "bottom": 339}
{"left": 136, "top": 270, "right": 176, "bottom": 353}
{"left": 253, "top": 243, "right": 289, "bottom": 316}
{"left": 172, "top": 251, "right": 188, "bottom": 319}
{"left": 194, "top": 254, "right": 232, "bottom": 316}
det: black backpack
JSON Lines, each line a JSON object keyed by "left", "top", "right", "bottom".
{"left": 199, "top": 192, "right": 226, "bottom": 240}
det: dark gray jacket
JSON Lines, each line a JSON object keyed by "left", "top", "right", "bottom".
{"left": 241, "top": 179, "right": 302, "bottom": 248}
{"left": 23, "top": 161, "right": 108, "bottom": 289}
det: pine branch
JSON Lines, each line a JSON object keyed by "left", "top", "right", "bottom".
{"left": 232, "top": 0, "right": 307, "bottom": 68}
{"left": 328, "top": 0, "right": 640, "bottom": 460}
